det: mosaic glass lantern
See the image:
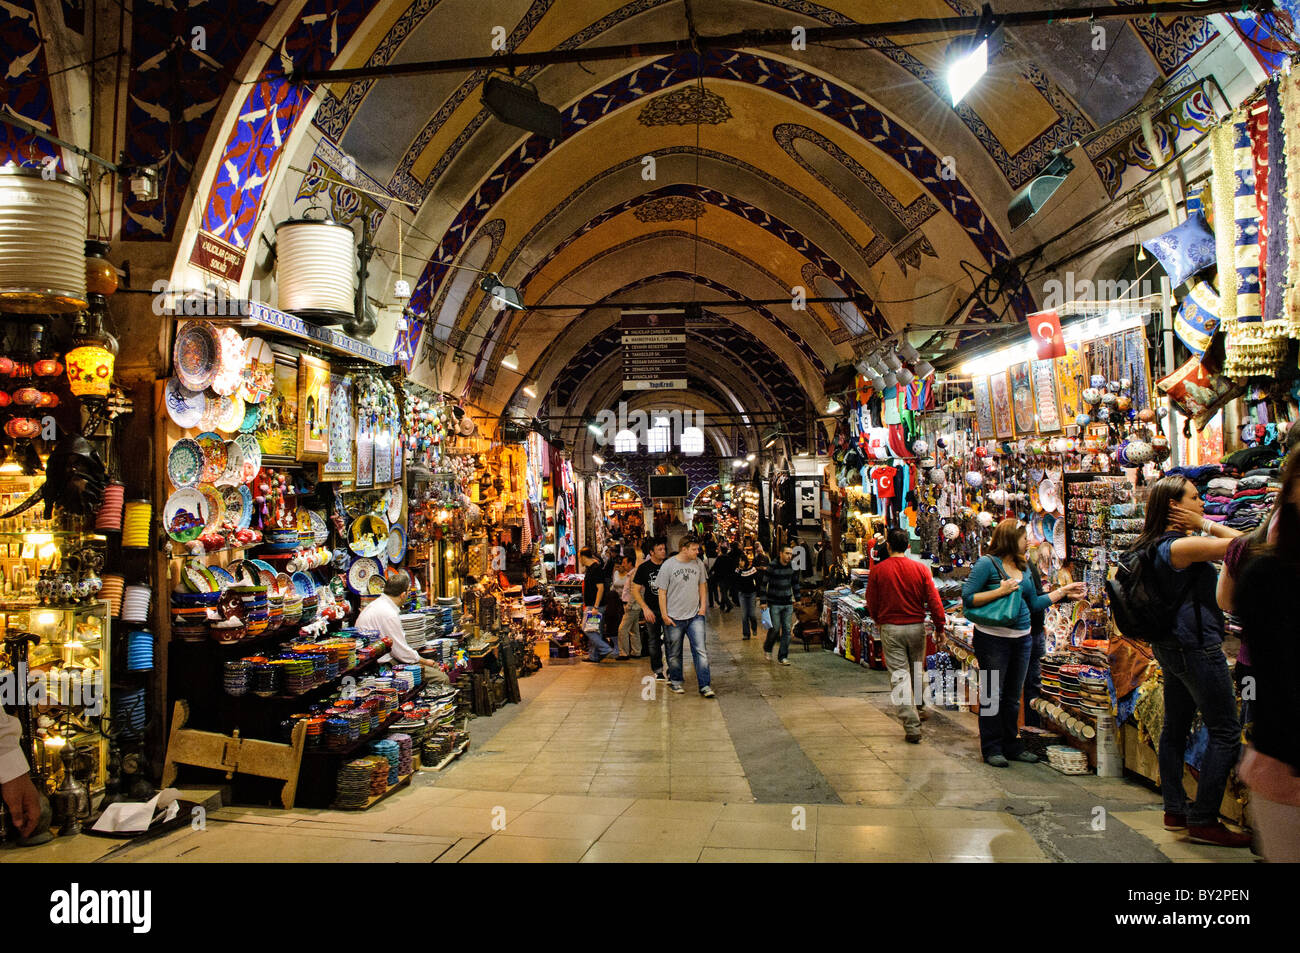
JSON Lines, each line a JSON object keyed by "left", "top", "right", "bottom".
{"left": 65, "top": 305, "right": 118, "bottom": 399}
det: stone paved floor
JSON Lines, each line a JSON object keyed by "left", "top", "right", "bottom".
{"left": 2, "top": 608, "right": 1261, "bottom": 863}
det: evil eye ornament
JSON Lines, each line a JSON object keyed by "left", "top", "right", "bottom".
{"left": 1075, "top": 413, "right": 1092, "bottom": 428}
{"left": 1100, "top": 392, "right": 1118, "bottom": 407}
{"left": 1081, "top": 388, "right": 1103, "bottom": 406}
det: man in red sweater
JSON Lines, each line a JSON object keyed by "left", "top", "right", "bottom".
{"left": 864, "top": 529, "right": 946, "bottom": 743}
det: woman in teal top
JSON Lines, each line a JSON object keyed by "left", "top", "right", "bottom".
{"left": 962, "top": 519, "right": 1085, "bottom": 766}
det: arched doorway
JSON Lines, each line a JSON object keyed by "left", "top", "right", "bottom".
{"left": 603, "top": 483, "right": 645, "bottom": 542}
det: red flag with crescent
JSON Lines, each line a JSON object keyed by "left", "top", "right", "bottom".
{"left": 1030, "top": 309, "right": 1066, "bottom": 360}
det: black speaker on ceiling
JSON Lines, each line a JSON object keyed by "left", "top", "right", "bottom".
{"left": 1008, "top": 153, "right": 1075, "bottom": 230}
{"left": 482, "top": 74, "right": 564, "bottom": 142}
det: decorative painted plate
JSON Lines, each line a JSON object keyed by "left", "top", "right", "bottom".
{"left": 217, "top": 439, "right": 245, "bottom": 487}
{"left": 165, "top": 377, "right": 205, "bottom": 429}
{"left": 1039, "top": 479, "right": 1060, "bottom": 514}
{"left": 210, "top": 566, "right": 236, "bottom": 591}
{"left": 237, "top": 485, "right": 254, "bottom": 529}
{"left": 210, "top": 327, "right": 247, "bottom": 397}
{"left": 195, "top": 431, "right": 226, "bottom": 483}
{"left": 257, "top": 568, "right": 276, "bottom": 590}
{"left": 167, "top": 438, "right": 203, "bottom": 489}
{"left": 221, "top": 485, "right": 245, "bottom": 528}
{"left": 234, "top": 433, "right": 261, "bottom": 483}
{"left": 367, "top": 574, "right": 386, "bottom": 596}
{"left": 308, "top": 509, "right": 329, "bottom": 545}
{"left": 164, "top": 487, "right": 208, "bottom": 543}
{"left": 216, "top": 393, "right": 246, "bottom": 434}
{"left": 240, "top": 337, "right": 274, "bottom": 404}
{"left": 290, "top": 571, "right": 315, "bottom": 597}
{"left": 348, "top": 514, "right": 388, "bottom": 558}
{"left": 238, "top": 401, "right": 261, "bottom": 433}
{"left": 249, "top": 559, "right": 275, "bottom": 574}
{"left": 181, "top": 557, "right": 219, "bottom": 593}
{"left": 173, "top": 321, "right": 220, "bottom": 392}
{"left": 199, "top": 392, "right": 231, "bottom": 433}
{"left": 198, "top": 484, "right": 225, "bottom": 533}
{"left": 226, "top": 560, "right": 258, "bottom": 586}
{"left": 385, "top": 484, "right": 403, "bottom": 523}
{"left": 386, "top": 525, "right": 406, "bottom": 565}
{"left": 274, "top": 572, "right": 293, "bottom": 595}
{"left": 347, "top": 556, "right": 382, "bottom": 594}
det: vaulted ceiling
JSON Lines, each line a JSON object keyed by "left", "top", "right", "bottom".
{"left": 3, "top": 0, "right": 1285, "bottom": 459}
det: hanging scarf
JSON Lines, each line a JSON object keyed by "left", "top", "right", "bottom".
{"left": 1265, "top": 77, "right": 1291, "bottom": 331}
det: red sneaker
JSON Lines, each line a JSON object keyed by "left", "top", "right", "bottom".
{"left": 1186, "top": 822, "right": 1253, "bottom": 848}
{"left": 1163, "top": 812, "right": 1187, "bottom": 831}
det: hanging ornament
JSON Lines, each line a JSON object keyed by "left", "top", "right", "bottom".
{"left": 943, "top": 523, "right": 961, "bottom": 540}
{"left": 976, "top": 510, "right": 994, "bottom": 527}
{"left": 1081, "top": 387, "right": 1102, "bottom": 406}
{"left": 1075, "top": 413, "right": 1092, "bottom": 428}
{"left": 966, "top": 471, "right": 984, "bottom": 488}
{"left": 912, "top": 439, "right": 929, "bottom": 456}
{"left": 1126, "top": 440, "right": 1154, "bottom": 465}
{"left": 928, "top": 467, "right": 947, "bottom": 486}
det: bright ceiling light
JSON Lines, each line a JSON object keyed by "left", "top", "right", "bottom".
{"left": 481, "top": 273, "right": 524, "bottom": 311}
{"left": 948, "top": 38, "right": 988, "bottom": 106}
{"left": 732, "top": 459, "right": 746, "bottom": 468}
{"left": 592, "top": 453, "right": 605, "bottom": 466}
{"left": 825, "top": 398, "right": 841, "bottom": 414}
{"left": 587, "top": 423, "right": 602, "bottom": 435}
{"left": 746, "top": 453, "right": 756, "bottom": 462}
{"left": 500, "top": 349, "right": 519, "bottom": 370}
{"left": 522, "top": 382, "right": 537, "bottom": 398}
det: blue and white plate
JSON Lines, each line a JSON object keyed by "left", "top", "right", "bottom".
{"left": 165, "top": 377, "right": 205, "bottom": 430}
{"left": 167, "top": 438, "right": 203, "bottom": 489}
{"left": 386, "top": 525, "right": 406, "bottom": 565}
{"left": 347, "top": 557, "right": 382, "bottom": 594}
{"left": 210, "top": 566, "right": 236, "bottom": 591}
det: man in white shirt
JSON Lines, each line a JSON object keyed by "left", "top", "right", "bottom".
{"left": 0, "top": 709, "right": 41, "bottom": 836}
{"left": 355, "top": 571, "right": 449, "bottom": 683}
{"left": 656, "top": 534, "right": 715, "bottom": 698}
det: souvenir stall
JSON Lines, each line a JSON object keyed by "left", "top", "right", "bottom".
{"left": 603, "top": 483, "right": 645, "bottom": 542}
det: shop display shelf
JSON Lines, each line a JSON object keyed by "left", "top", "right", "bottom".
{"left": 168, "top": 542, "right": 262, "bottom": 560}
{"left": 420, "top": 738, "right": 469, "bottom": 772}
{"left": 254, "top": 651, "right": 389, "bottom": 701}
{"left": 333, "top": 769, "right": 414, "bottom": 811}
{"left": 305, "top": 683, "right": 423, "bottom": 758}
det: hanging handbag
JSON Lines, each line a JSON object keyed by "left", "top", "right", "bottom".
{"left": 964, "top": 555, "right": 1024, "bottom": 629}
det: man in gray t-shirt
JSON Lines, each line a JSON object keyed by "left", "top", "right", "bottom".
{"left": 655, "top": 535, "right": 714, "bottom": 697}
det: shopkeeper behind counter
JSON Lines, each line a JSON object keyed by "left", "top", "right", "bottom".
{"left": 355, "top": 570, "right": 450, "bottom": 683}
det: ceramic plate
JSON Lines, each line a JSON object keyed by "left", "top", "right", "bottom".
{"left": 239, "top": 402, "right": 261, "bottom": 433}
{"left": 386, "top": 484, "right": 403, "bottom": 523}
{"left": 291, "top": 571, "right": 315, "bottom": 597}
{"left": 173, "top": 321, "right": 220, "bottom": 392}
{"left": 164, "top": 487, "right": 208, "bottom": 542}
{"left": 1039, "top": 479, "right": 1060, "bottom": 514}
{"left": 237, "top": 485, "right": 254, "bottom": 529}
{"left": 181, "top": 557, "right": 219, "bottom": 593}
{"left": 226, "top": 560, "right": 258, "bottom": 586}
{"left": 210, "top": 566, "right": 236, "bottom": 591}
{"left": 257, "top": 568, "right": 276, "bottom": 590}
{"left": 217, "top": 439, "right": 245, "bottom": 487}
{"left": 216, "top": 393, "right": 246, "bottom": 434}
{"left": 240, "top": 337, "right": 274, "bottom": 404}
{"left": 167, "top": 438, "right": 203, "bottom": 489}
{"left": 210, "top": 327, "right": 247, "bottom": 397}
{"left": 348, "top": 514, "right": 388, "bottom": 558}
{"left": 347, "top": 557, "right": 382, "bottom": 594}
{"left": 386, "top": 525, "right": 406, "bottom": 565}
{"left": 367, "top": 574, "right": 386, "bottom": 596}
{"left": 195, "top": 431, "right": 226, "bottom": 483}
{"left": 165, "top": 377, "right": 205, "bottom": 429}
{"left": 308, "top": 509, "right": 328, "bottom": 545}
{"left": 274, "top": 572, "right": 293, "bottom": 595}
{"left": 199, "top": 393, "right": 231, "bottom": 433}
{"left": 198, "top": 484, "right": 225, "bottom": 533}
{"left": 221, "top": 485, "right": 245, "bottom": 527}
{"left": 234, "top": 433, "right": 261, "bottom": 483}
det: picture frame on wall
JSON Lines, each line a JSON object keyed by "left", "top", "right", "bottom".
{"left": 255, "top": 352, "right": 299, "bottom": 463}
{"left": 355, "top": 413, "right": 375, "bottom": 490}
{"left": 374, "top": 426, "right": 392, "bottom": 485}
{"left": 989, "top": 372, "right": 1015, "bottom": 439}
{"left": 321, "top": 373, "right": 353, "bottom": 482}
{"left": 972, "top": 375, "right": 995, "bottom": 439}
{"left": 296, "top": 354, "right": 331, "bottom": 463}
{"left": 1009, "top": 361, "right": 1036, "bottom": 436}
{"left": 1031, "top": 359, "right": 1062, "bottom": 433}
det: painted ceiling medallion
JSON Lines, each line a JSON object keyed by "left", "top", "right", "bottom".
{"left": 637, "top": 86, "right": 733, "bottom": 127}
{"left": 633, "top": 196, "right": 706, "bottom": 224}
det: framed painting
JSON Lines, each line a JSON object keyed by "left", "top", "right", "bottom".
{"left": 989, "top": 371, "right": 1015, "bottom": 439}
{"left": 972, "top": 375, "right": 995, "bottom": 440}
{"left": 391, "top": 427, "right": 403, "bottom": 484}
{"left": 354, "top": 413, "right": 374, "bottom": 490}
{"left": 1008, "top": 361, "right": 1036, "bottom": 436}
{"left": 1055, "top": 340, "right": 1086, "bottom": 424}
{"left": 255, "top": 353, "right": 298, "bottom": 462}
{"left": 321, "top": 373, "right": 353, "bottom": 481}
{"left": 296, "top": 354, "right": 331, "bottom": 463}
{"left": 374, "top": 426, "right": 393, "bottom": 485}
{"left": 1032, "top": 359, "right": 1062, "bottom": 433}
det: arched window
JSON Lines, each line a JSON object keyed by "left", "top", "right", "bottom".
{"left": 647, "top": 418, "right": 671, "bottom": 454}
{"left": 680, "top": 426, "right": 704, "bottom": 455}
{"left": 614, "top": 429, "right": 638, "bottom": 453}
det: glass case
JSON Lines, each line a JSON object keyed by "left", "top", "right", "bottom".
{"left": 1, "top": 600, "right": 111, "bottom": 790}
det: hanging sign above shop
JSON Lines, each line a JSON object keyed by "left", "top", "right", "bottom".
{"left": 622, "top": 308, "right": 686, "bottom": 390}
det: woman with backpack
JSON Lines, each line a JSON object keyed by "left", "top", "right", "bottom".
{"left": 1216, "top": 455, "right": 1300, "bottom": 860}
{"left": 1126, "top": 475, "right": 1250, "bottom": 848}
{"left": 962, "top": 519, "right": 1086, "bottom": 767}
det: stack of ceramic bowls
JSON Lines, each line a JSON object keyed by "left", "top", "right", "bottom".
{"left": 122, "top": 584, "right": 151, "bottom": 624}
{"left": 400, "top": 613, "right": 428, "bottom": 650}
{"left": 276, "top": 655, "right": 316, "bottom": 695}
{"left": 263, "top": 528, "right": 298, "bottom": 551}
{"left": 122, "top": 500, "right": 151, "bottom": 548}
{"left": 116, "top": 687, "right": 147, "bottom": 739}
{"left": 170, "top": 590, "right": 218, "bottom": 640}
{"left": 95, "top": 482, "right": 125, "bottom": 531}
{"left": 223, "top": 659, "right": 251, "bottom": 696}
{"left": 126, "top": 630, "right": 153, "bottom": 671}
{"left": 369, "top": 738, "right": 400, "bottom": 785}
{"left": 233, "top": 585, "right": 269, "bottom": 637}
{"left": 100, "top": 574, "right": 124, "bottom": 617}
{"left": 282, "top": 591, "right": 302, "bottom": 628}
{"left": 267, "top": 590, "right": 284, "bottom": 630}
{"left": 247, "top": 658, "right": 281, "bottom": 696}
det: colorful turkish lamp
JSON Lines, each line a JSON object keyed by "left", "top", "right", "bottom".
{"left": 0, "top": 392, "right": 10, "bottom": 408}
{"left": 0, "top": 357, "right": 13, "bottom": 376}
{"left": 33, "top": 357, "right": 63, "bottom": 377}
{"left": 35, "top": 392, "right": 58, "bottom": 408}
{"left": 84, "top": 240, "right": 118, "bottom": 298}
{"left": 65, "top": 304, "right": 118, "bottom": 399}
{"left": 12, "top": 387, "right": 41, "bottom": 406}
{"left": 4, "top": 418, "right": 39, "bottom": 439}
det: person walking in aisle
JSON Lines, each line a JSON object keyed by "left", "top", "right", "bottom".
{"left": 703, "top": 537, "right": 719, "bottom": 608}
{"left": 633, "top": 537, "right": 668, "bottom": 679}
{"left": 656, "top": 533, "right": 715, "bottom": 697}
{"left": 733, "top": 551, "right": 760, "bottom": 640}
{"left": 605, "top": 548, "right": 633, "bottom": 659}
{"left": 761, "top": 545, "right": 801, "bottom": 665}
{"left": 616, "top": 544, "right": 646, "bottom": 660}
{"left": 579, "top": 547, "right": 617, "bottom": 663}
{"left": 962, "top": 520, "right": 1085, "bottom": 767}
{"left": 713, "top": 542, "right": 737, "bottom": 612}
{"left": 1218, "top": 452, "right": 1300, "bottom": 860}
{"left": 1122, "top": 475, "right": 1250, "bottom": 847}
{"left": 864, "top": 529, "right": 946, "bottom": 742}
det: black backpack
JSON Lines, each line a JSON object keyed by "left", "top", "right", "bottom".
{"left": 1106, "top": 533, "right": 1199, "bottom": 644}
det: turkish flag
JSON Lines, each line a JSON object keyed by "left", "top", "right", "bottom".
{"left": 1030, "top": 309, "right": 1066, "bottom": 360}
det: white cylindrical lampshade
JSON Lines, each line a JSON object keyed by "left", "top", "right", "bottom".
{"left": 884, "top": 350, "right": 903, "bottom": 371}
{"left": 0, "top": 168, "right": 88, "bottom": 313}
{"left": 896, "top": 366, "right": 915, "bottom": 385}
{"left": 898, "top": 338, "right": 920, "bottom": 363}
{"left": 275, "top": 218, "right": 357, "bottom": 316}
{"left": 868, "top": 373, "right": 886, "bottom": 391}
{"left": 881, "top": 370, "right": 897, "bottom": 387}
{"left": 914, "top": 360, "right": 935, "bottom": 379}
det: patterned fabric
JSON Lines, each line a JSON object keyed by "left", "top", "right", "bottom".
{"left": 1248, "top": 100, "right": 1271, "bottom": 293}
{"left": 1141, "top": 211, "right": 1217, "bottom": 288}
{"left": 1210, "top": 122, "right": 1239, "bottom": 324}
{"left": 1231, "top": 116, "right": 1263, "bottom": 325}
{"left": 903, "top": 377, "right": 933, "bottom": 411}
{"left": 1175, "top": 280, "right": 1221, "bottom": 359}
{"left": 1265, "top": 78, "right": 1290, "bottom": 329}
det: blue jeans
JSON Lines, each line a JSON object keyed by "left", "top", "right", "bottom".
{"left": 585, "top": 607, "right": 617, "bottom": 661}
{"left": 665, "top": 615, "right": 711, "bottom": 691}
{"left": 738, "top": 592, "right": 757, "bottom": 638}
{"left": 972, "top": 630, "right": 1032, "bottom": 760}
{"left": 764, "top": 603, "right": 794, "bottom": 661}
{"left": 1023, "top": 630, "right": 1046, "bottom": 728}
{"left": 1151, "top": 641, "right": 1242, "bottom": 826}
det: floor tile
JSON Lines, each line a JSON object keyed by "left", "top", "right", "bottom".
{"left": 599, "top": 815, "right": 715, "bottom": 845}
{"left": 462, "top": 834, "right": 595, "bottom": 863}
{"left": 699, "top": 847, "right": 815, "bottom": 863}
{"left": 529, "top": 795, "right": 635, "bottom": 816}
{"left": 580, "top": 841, "right": 703, "bottom": 863}
{"left": 622, "top": 799, "right": 726, "bottom": 822}
{"left": 705, "top": 821, "right": 818, "bottom": 851}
